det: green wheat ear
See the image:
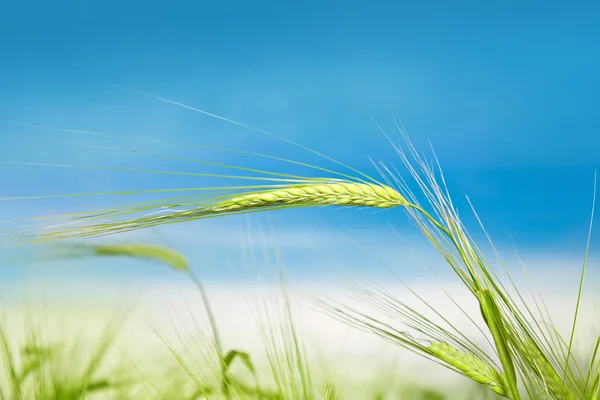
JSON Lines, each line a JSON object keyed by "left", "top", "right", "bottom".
{"left": 9, "top": 181, "right": 410, "bottom": 244}
{"left": 520, "top": 339, "right": 576, "bottom": 400}
{"left": 211, "top": 182, "right": 408, "bottom": 211}
{"left": 427, "top": 341, "right": 509, "bottom": 398}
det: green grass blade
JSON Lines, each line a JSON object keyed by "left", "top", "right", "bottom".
{"left": 45, "top": 242, "right": 190, "bottom": 272}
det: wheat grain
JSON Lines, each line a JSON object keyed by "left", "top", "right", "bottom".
{"left": 427, "top": 341, "right": 509, "bottom": 398}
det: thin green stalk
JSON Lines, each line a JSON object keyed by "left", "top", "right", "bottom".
{"left": 187, "top": 270, "right": 230, "bottom": 399}
{"left": 479, "top": 290, "right": 521, "bottom": 400}
{"left": 563, "top": 172, "right": 597, "bottom": 394}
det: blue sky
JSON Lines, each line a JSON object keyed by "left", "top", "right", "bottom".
{"left": 0, "top": 1, "right": 599, "bottom": 282}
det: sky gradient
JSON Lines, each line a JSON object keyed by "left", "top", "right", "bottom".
{"left": 1, "top": 1, "right": 599, "bottom": 282}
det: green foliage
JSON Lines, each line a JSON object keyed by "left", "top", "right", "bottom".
{"left": 0, "top": 311, "right": 129, "bottom": 400}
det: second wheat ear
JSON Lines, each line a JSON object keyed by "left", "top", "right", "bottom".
{"left": 427, "top": 341, "right": 508, "bottom": 398}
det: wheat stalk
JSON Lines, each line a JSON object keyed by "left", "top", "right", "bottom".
{"left": 427, "top": 341, "right": 509, "bottom": 398}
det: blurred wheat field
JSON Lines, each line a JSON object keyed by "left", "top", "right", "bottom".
{"left": 1, "top": 265, "right": 598, "bottom": 399}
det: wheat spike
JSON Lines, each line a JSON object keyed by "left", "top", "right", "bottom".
{"left": 427, "top": 342, "right": 509, "bottom": 398}
{"left": 521, "top": 340, "right": 575, "bottom": 400}
{"left": 210, "top": 182, "right": 408, "bottom": 212}
{"left": 16, "top": 181, "right": 409, "bottom": 243}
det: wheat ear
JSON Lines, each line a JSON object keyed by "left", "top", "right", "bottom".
{"left": 427, "top": 342, "right": 509, "bottom": 398}
{"left": 209, "top": 182, "right": 408, "bottom": 212}
{"left": 23, "top": 181, "right": 409, "bottom": 242}
{"left": 521, "top": 340, "right": 575, "bottom": 400}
